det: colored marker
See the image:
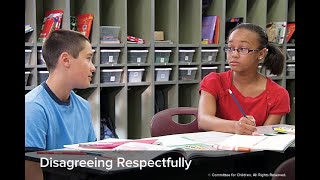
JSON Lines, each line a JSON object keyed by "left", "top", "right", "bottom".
{"left": 37, "top": 151, "right": 86, "bottom": 155}
{"left": 79, "top": 143, "right": 122, "bottom": 149}
{"left": 37, "top": 150, "right": 105, "bottom": 156}
{"left": 252, "top": 132, "right": 277, "bottom": 136}
{"left": 212, "top": 144, "right": 251, "bottom": 152}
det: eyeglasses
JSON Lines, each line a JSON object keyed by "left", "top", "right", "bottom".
{"left": 223, "top": 47, "right": 260, "bottom": 55}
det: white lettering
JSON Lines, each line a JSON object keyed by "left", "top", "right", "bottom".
{"left": 40, "top": 157, "right": 49, "bottom": 167}
{"left": 117, "top": 157, "right": 125, "bottom": 167}
{"left": 185, "top": 159, "right": 192, "bottom": 170}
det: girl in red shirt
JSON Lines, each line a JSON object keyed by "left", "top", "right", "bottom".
{"left": 198, "top": 23, "right": 290, "bottom": 135}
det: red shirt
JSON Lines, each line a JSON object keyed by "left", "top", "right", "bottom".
{"left": 199, "top": 70, "right": 290, "bottom": 126}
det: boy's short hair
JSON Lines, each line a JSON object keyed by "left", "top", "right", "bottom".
{"left": 42, "top": 29, "right": 90, "bottom": 72}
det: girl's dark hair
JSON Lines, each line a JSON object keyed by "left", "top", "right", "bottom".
{"left": 229, "top": 23, "right": 284, "bottom": 75}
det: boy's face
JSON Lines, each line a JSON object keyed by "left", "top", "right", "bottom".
{"left": 70, "top": 41, "right": 96, "bottom": 89}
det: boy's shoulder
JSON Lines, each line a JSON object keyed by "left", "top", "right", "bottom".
{"left": 71, "top": 90, "right": 89, "bottom": 104}
{"left": 25, "top": 85, "right": 45, "bottom": 102}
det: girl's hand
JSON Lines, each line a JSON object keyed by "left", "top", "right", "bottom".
{"left": 235, "top": 115, "right": 256, "bottom": 135}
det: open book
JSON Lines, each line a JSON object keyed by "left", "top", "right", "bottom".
{"left": 64, "top": 138, "right": 159, "bottom": 151}
{"left": 108, "top": 141, "right": 239, "bottom": 161}
{"left": 31, "top": 126, "right": 294, "bottom": 173}
{"left": 64, "top": 125, "right": 294, "bottom": 158}
{"left": 31, "top": 140, "right": 239, "bottom": 173}
{"left": 63, "top": 135, "right": 238, "bottom": 161}
{"left": 216, "top": 133, "right": 295, "bottom": 152}
{"left": 67, "top": 140, "right": 237, "bottom": 162}
{"left": 109, "top": 131, "right": 295, "bottom": 161}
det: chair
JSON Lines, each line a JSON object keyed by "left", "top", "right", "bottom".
{"left": 272, "top": 157, "right": 295, "bottom": 180}
{"left": 150, "top": 107, "right": 201, "bottom": 137}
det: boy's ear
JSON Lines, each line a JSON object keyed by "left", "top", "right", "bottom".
{"left": 60, "top": 52, "right": 71, "bottom": 68}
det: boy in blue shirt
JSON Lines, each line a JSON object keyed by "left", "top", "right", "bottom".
{"left": 25, "top": 29, "right": 97, "bottom": 180}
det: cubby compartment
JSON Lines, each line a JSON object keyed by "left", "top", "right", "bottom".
{"left": 37, "top": 50, "right": 45, "bottom": 65}
{"left": 154, "top": 84, "right": 178, "bottom": 114}
{"left": 100, "top": 0, "right": 127, "bottom": 45}
{"left": 287, "top": 49, "right": 295, "bottom": 61}
{"left": 100, "top": 69, "right": 123, "bottom": 83}
{"left": 286, "top": 80, "right": 295, "bottom": 125}
{"left": 37, "top": 71, "right": 49, "bottom": 84}
{"left": 70, "top": 0, "right": 98, "bottom": 43}
{"left": 128, "top": 50, "right": 148, "bottom": 64}
{"left": 100, "top": 49, "right": 121, "bottom": 64}
{"left": 128, "top": 68, "right": 145, "bottom": 83}
{"left": 178, "top": 83, "right": 199, "bottom": 122}
{"left": 25, "top": 71, "right": 31, "bottom": 86}
{"left": 179, "top": 67, "right": 198, "bottom": 81}
{"left": 201, "top": 66, "right": 218, "bottom": 79}
{"left": 225, "top": 66, "right": 231, "bottom": 72}
{"left": 100, "top": 87, "right": 127, "bottom": 139}
{"left": 179, "top": 0, "right": 201, "bottom": 44}
{"left": 25, "top": 49, "right": 32, "bottom": 65}
{"left": 100, "top": 26, "right": 121, "bottom": 44}
{"left": 155, "top": 50, "right": 172, "bottom": 63}
{"left": 201, "top": 49, "right": 219, "bottom": 62}
{"left": 155, "top": 68, "right": 172, "bottom": 82}
{"left": 127, "top": 0, "right": 152, "bottom": 44}
{"left": 128, "top": 86, "right": 152, "bottom": 139}
{"left": 286, "top": 64, "right": 295, "bottom": 77}
{"left": 155, "top": 0, "right": 178, "bottom": 44}
{"left": 179, "top": 50, "right": 195, "bottom": 63}
{"left": 91, "top": 49, "right": 97, "bottom": 65}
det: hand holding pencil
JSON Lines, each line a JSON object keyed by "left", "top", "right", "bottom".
{"left": 227, "top": 89, "right": 257, "bottom": 135}
{"left": 235, "top": 115, "right": 257, "bottom": 135}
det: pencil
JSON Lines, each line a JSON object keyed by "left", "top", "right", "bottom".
{"left": 227, "top": 89, "right": 256, "bottom": 126}
{"left": 228, "top": 89, "right": 247, "bottom": 118}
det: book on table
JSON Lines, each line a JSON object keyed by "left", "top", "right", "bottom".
{"left": 62, "top": 124, "right": 295, "bottom": 156}
{"left": 63, "top": 125, "right": 294, "bottom": 159}
{"left": 44, "top": 126, "right": 286, "bottom": 162}
{"left": 216, "top": 133, "right": 295, "bottom": 152}
{"left": 63, "top": 137, "right": 238, "bottom": 162}
{"left": 27, "top": 125, "right": 294, "bottom": 173}
{"left": 215, "top": 125, "right": 295, "bottom": 152}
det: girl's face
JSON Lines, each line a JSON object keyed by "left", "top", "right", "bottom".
{"left": 226, "top": 28, "right": 264, "bottom": 72}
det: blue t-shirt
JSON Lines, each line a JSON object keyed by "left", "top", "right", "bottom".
{"left": 25, "top": 82, "right": 96, "bottom": 150}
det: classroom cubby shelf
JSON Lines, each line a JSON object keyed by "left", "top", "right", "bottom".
{"left": 25, "top": 0, "right": 295, "bottom": 139}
